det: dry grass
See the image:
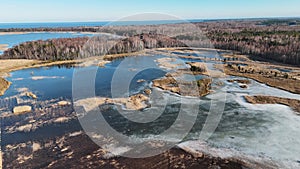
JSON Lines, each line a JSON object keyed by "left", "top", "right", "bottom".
{"left": 0, "top": 59, "right": 43, "bottom": 96}
{"left": 224, "top": 65, "right": 300, "bottom": 94}
{"left": 152, "top": 76, "right": 212, "bottom": 97}
{"left": 0, "top": 77, "right": 10, "bottom": 96}
{"left": 244, "top": 95, "right": 300, "bottom": 113}
{"left": 74, "top": 94, "right": 149, "bottom": 112}
{"left": 0, "top": 59, "right": 40, "bottom": 76}
{"left": 0, "top": 44, "right": 8, "bottom": 51}
{"left": 103, "top": 51, "right": 146, "bottom": 61}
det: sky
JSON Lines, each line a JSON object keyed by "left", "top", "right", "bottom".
{"left": 0, "top": 0, "right": 300, "bottom": 23}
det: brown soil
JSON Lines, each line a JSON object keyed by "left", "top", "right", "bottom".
{"left": 244, "top": 95, "right": 300, "bottom": 113}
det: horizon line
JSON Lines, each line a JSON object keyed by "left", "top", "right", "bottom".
{"left": 1, "top": 16, "right": 300, "bottom": 24}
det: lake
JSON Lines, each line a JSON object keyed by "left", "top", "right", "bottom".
{"left": 0, "top": 32, "right": 97, "bottom": 54}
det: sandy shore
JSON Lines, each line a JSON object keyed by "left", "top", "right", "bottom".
{"left": 0, "top": 44, "right": 8, "bottom": 51}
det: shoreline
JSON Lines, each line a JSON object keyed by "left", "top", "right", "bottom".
{"left": 0, "top": 78, "right": 11, "bottom": 96}
{"left": 244, "top": 95, "right": 300, "bottom": 114}
{"left": 223, "top": 65, "right": 300, "bottom": 95}
{"left": 0, "top": 44, "right": 8, "bottom": 51}
{"left": 0, "top": 50, "right": 148, "bottom": 96}
{"left": 2, "top": 47, "right": 300, "bottom": 97}
{"left": 0, "top": 31, "right": 104, "bottom": 36}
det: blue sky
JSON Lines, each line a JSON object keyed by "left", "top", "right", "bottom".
{"left": 1, "top": 0, "right": 300, "bottom": 22}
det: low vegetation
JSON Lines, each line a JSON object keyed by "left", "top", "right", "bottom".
{"left": 224, "top": 63, "right": 300, "bottom": 94}
{"left": 152, "top": 76, "right": 211, "bottom": 97}
{"left": 244, "top": 95, "right": 300, "bottom": 113}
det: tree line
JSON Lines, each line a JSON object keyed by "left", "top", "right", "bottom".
{"left": 1, "top": 33, "right": 187, "bottom": 61}
{"left": 1, "top": 19, "right": 300, "bottom": 65}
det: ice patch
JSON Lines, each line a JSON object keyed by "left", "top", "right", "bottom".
{"left": 31, "top": 76, "right": 65, "bottom": 80}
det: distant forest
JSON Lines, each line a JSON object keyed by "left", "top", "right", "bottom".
{"left": 1, "top": 34, "right": 187, "bottom": 60}
{"left": 1, "top": 19, "right": 300, "bottom": 65}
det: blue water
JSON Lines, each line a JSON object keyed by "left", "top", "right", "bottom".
{"left": 0, "top": 32, "right": 96, "bottom": 51}
{"left": 2, "top": 56, "right": 166, "bottom": 100}
{"left": 0, "top": 22, "right": 109, "bottom": 29}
